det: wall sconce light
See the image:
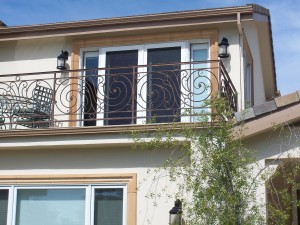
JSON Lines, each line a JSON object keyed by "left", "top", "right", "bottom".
{"left": 57, "top": 51, "right": 69, "bottom": 70}
{"left": 169, "top": 199, "right": 182, "bottom": 225}
{"left": 218, "top": 37, "right": 229, "bottom": 58}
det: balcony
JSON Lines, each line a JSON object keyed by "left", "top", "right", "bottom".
{"left": 0, "top": 60, "right": 237, "bottom": 130}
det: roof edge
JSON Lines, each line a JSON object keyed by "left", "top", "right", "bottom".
{"left": 0, "top": 20, "right": 7, "bottom": 27}
{"left": 0, "top": 4, "right": 256, "bottom": 34}
{"left": 234, "top": 90, "right": 300, "bottom": 139}
{"left": 248, "top": 4, "right": 270, "bottom": 16}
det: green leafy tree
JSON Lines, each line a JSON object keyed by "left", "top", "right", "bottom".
{"left": 131, "top": 97, "right": 264, "bottom": 225}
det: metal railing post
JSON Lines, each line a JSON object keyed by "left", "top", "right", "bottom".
{"left": 218, "top": 60, "right": 223, "bottom": 98}
{"left": 131, "top": 66, "right": 136, "bottom": 124}
{"left": 51, "top": 73, "right": 57, "bottom": 127}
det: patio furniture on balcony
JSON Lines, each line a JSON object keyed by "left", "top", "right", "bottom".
{"left": 0, "top": 95, "right": 25, "bottom": 129}
{"left": 0, "top": 60, "right": 237, "bottom": 130}
{"left": 0, "top": 99, "right": 4, "bottom": 125}
{"left": 13, "top": 85, "right": 53, "bottom": 128}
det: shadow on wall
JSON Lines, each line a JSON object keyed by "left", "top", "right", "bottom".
{"left": 0, "top": 37, "right": 68, "bottom": 62}
{"left": 0, "top": 147, "right": 178, "bottom": 170}
{"left": 246, "top": 126, "right": 300, "bottom": 162}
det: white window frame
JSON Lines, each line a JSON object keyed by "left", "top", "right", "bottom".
{"left": 91, "top": 185, "right": 127, "bottom": 225}
{"left": 243, "top": 48, "right": 252, "bottom": 109}
{"left": 0, "top": 186, "right": 13, "bottom": 225}
{"left": 80, "top": 40, "right": 210, "bottom": 125}
{"left": 190, "top": 42, "right": 211, "bottom": 122}
{"left": 97, "top": 45, "right": 144, "bottom": 126}
{"left": 79, "top": 51, "right": 100, "bottom": 127}
{"left": 1, "top": 184, "right": 127, "bottom": 225}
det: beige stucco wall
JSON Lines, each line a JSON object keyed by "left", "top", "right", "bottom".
{"left": 0, "top": 37, "right": 72, "bottom": 74}
{"left": 0, "top": 21, "right": 276, "bottom": 224}
{"left": 1, "top": 125, "right": 298, "bottom": 224}
{"left": 0, "top": 145, "right": 179, "bottom": 225}
{"left": 0, "top": 22, "right": 268, "bottom": 112}
{"left": 246, "top": 126, "right": 300, "bottom": 215}
{"left": 243, "top": 21, "right": 267, "bottom": 105}
{"left": 219, "top": 25, "right": 243, "bottom": 110}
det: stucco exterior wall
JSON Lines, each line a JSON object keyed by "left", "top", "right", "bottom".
{"left": 219, "top": 25, "right": 242, "bottom": 110}
{"left": 243, "top": 21, "right": 267, "bottom": 105}
{"left": 0, "top": 25, "right": 264, "bottom": 113}
{"left": 0, "top": 146, "right": 178, "bottom": 225}
{"left": 0, "top": 37, "right": 72, "bottom": 75}
{"left": 246, "top": 126, "right": 300, "bottom": 213}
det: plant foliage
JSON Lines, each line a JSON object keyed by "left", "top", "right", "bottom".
{"left": 131, "top": 97, "right": 264, "bottom": 225}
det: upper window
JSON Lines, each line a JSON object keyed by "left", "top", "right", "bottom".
{"left": 0, "top": 185, "right": 126, "bottom": 225}
{"left": 243, "top": 37, "right": 253, "bottom": 109}
{"left": 80, "top": 41, "right": 210, "bottom": 126}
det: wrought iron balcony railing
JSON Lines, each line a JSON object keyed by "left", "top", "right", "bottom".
{"left": 0, "top": 60, "right": 237, "bottom": 130}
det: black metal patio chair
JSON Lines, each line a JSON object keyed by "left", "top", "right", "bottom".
{"left": 0, "top": 97, "right": 4, "bottom": 125}
{"left": 14, "top": 85, "right": 53, "bottom": 128}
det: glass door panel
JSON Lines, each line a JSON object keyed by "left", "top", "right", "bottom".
{"left": 0, "top": 190, "right": 8, "bottom": 225}
{"left": 94, "top": 188, "right": 124, "bottom": 225}
{"left": 105, "top": 50, "right": 138, "bottom": 125}
{"left": 244, "top": 49, "right": 252, "bottom": 109}
{"left": 191, "top": 43, "right": 209, "bottom": 120}
{"left": 147, "top": 47, "right": 181, "bottom": 123}
{"left": 15, "top": 189, "right": 86, "bottom": 225}
{"left": 83, "top": 52, "right": 99, "bottom": 126}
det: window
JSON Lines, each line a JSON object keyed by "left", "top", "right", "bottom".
{"left": 244, "top": 50, "right": 252, "bottom": 109}
{"left": 1, "top": 185, "right": 127, "bottom": 225}
{"left": 83, "top": 52, "right": 99, "bottom": 126}
{"left": 147, "top": 47, "right": 181, "bottom": 123}
{"left": 243, "top": 36, "right": 253, "bottom": 109}
{"left": 81, "top": 41, "right": 209, "bottom": 126}
{"left": 190, "top": 43, "right": 209, "bottom": 120}
{"left": 105, "top": 50, "right": 138, "bottom": 125}
{"left": 297, "top": 190, "right": 300, "bottom": 224}
{"left": 0, "top": 189, "right": 8, "bottom": 225}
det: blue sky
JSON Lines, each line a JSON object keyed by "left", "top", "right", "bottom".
{"left": 1, "top": 0, "right": 299, "bottom": 95}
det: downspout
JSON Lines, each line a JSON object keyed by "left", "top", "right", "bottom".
{"left": 237, "top": 13, "right": 243, "bottom": 35}
{"left": 237, "top": 13, "right": 243, "bottom": 110}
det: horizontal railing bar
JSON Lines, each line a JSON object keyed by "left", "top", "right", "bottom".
{"left": 0, "top": 60, "right": 220, "bottom": 77}
{"left": 0, "top": 60, "right": 238, "bottom": 130}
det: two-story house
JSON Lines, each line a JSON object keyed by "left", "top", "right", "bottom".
{"left": 1, "top": 3, "right": 298, "bottom": 225}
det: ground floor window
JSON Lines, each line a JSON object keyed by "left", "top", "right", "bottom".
{"left": 0, "top": 185, "right": 127, "bottom": 225}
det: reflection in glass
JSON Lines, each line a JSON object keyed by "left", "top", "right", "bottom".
{"left": 147, "top": 47, "right": 181, "bottom": 123}
{"left": 105, "top": 50, "right": 138, "bottom": 125}
{"left": 16, "top": 189, "right": 86, "bottom": 225}
{"left": 94, "top": 188, "right": 123, "bottom": 225}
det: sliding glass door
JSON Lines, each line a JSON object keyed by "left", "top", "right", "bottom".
{"left": 105, "top": 50, "right": 138, "bottom": 125}
{"left": 83, "top": 52, "right": 99, "bottom": 126}
{"left": 190, "top": 43, "right": 209, "bottom": 119}
{"left": 147, "top": 47, "right": 181, "bottom": 123}
{"left": 81, "top": 41, "right": 209, "bottom": 126}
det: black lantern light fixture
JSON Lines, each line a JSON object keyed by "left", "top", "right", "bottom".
{"left": 57, "top": 51, "right": 69, "bottom": 70}
{"left": 218, "top": 37, "right": 229, "bottom": 58}
{"left": 169, "top": 199, "right": 182, "bottom": 225}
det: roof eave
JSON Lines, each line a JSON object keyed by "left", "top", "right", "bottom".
{"left": 0, "top": 5, "right": 256, "bottom": 40}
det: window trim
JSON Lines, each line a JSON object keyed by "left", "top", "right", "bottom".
{"left": 70, "top": 30, "right": 219, "bottom": 127}
{"left": 242, "top": 33, "right": 254, "bottom": 109}
{"left": 79, "top": 51, "right": 99, "bottom": 127}
{"left": 0, "top": 173, "right": 136, "bottom": 225}
{"left": 80, "top": 40, "right": 210, "bottom": 125}
{"left": 91, "top": 185, "right": 127, "bottom": 225}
